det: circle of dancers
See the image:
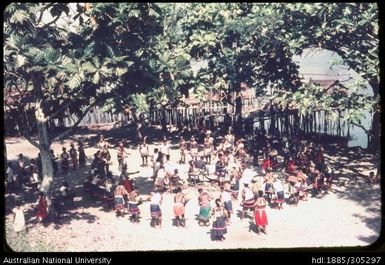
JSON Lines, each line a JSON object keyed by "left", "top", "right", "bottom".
{"left": 7, "top": 128, "right": 349, "bottom": 241}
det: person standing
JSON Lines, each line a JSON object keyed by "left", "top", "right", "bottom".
{"left": 240, "top": 183, "right": 256, "bottom": 220}
{"left": 159, "top": 138, "right": 170, "bottom": 161}
{"left": 60, "top": 147, "right": 70, "bottom": 175}
{"left": 211, "top": 199, "right": 228, "bottom": 241}
{"left": 36, "top": 192, "right": 49, "bottom": 223}
{"left": 17, "top": 153, "right": 26, "bottom": 186}
{"left": 272, "top": 177, "right": 285, "bottom": 210}
{"left": 114, "top": 184, "right": 129, "bottom": 218}
{"left": 69, "top": 143, "right": 78, "bottom": 170}
{"left": 173, "top": 187, "right": 188, "bottom": 227}
{"left": 150, "top": 189, "right": 163, "bottom": 228}
{"left": 128, "top": 189, "right": 142, "bottom": 223}
{"left": 12, "top": 200, "right": 25, "bottom": 235}
{"left": 50, "top": 149, "right": 58, "bottom": 174}
{"left": 179, "top": 136, "right": 187, "bottom": 164}
{"left": 198, "top": 188, "right": 212, "bottom": 226}
{"left": 189, "top": 136, "right": 198, "bottom": 162}
{"left": 254, "top": 190, "right": 268, "bottom": 234}
{"left": 220, "top": 185, "right": 233, "bottom": 224}
{"left": 78, "top": 142, "right": 87, "bottom": 167}
{"left": 139, "top": 137, "right": 150, "bottom": 167}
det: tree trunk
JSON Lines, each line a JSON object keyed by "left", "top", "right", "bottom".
{"left": 369, "top": 111, "right": 380, "bottom": 152}
{"left": 35, "top": 101, "right": 54, "bottom": 195}
{"left": 284, "top": 109, "right": 289, "bottom": 136}
{"left": 234, "top": 93, "right": 243, "bottom": 138}
{"left": 259, "top": 110, "right": 265, "bottom": 132}
{"left": 161, "top": 106, "right": 167, "bottom": 132}
{"left": 4, "top": 140, "right": 7, "bottom": 169}
{"left": 293, "top": 110, "right": 300, "bottom": 133}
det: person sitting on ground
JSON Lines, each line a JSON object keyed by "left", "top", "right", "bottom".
{"left": 367, "top": 171, "right": 377, "bottom": 184}
{"left": 59, "top": 180, "right": 75, "bottom": 208}
{"left": 195, "top": 156, "right": 208, "bottom": 182}
{"left": 90, "top": 174, "right": 102, "bottom": 198}
{"left": 272, "top": 177, "right": 285, "bottom": 210}
{"left": 188, "top": 160, "right": 199, "bottom": 185}
{"left": 286, "top": 156, "right": 297, "bottom": 174}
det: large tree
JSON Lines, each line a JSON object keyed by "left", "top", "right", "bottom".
{"left": 274, "top": 3, "right": 379, "bottom": 150}
{"left": 177, "top": 3, "right": 302, "bottom": 137}
{"left": 3, "top": 3, "right": 164, "bottom": 194}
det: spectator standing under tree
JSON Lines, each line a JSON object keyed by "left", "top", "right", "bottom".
{"left": 60, "top": 147, "right": 70, "bottom": 175}
{"left": 139, "top": 137, "right": 150, "bottom": 167}
{"left": 12, "top": 200, "right": 25, "bottom": 236}
{"left": 69, "top": 143, "right": 78, "bottom": 171}
{"left": 78, "top": 142, "right": 87, "bottom": 167}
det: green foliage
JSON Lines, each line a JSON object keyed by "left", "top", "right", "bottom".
{"left": 4, "top": 2, "right": 378, "bottom": 133}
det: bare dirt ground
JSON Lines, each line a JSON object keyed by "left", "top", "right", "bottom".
{"left": 4, "top": 124, "right": 382, "bottom": 252}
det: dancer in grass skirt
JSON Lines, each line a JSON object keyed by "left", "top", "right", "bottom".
{"left": 211, "top": 199, "right": 228, "bottom": 241}
{"left": 254, "top": 190, "right": 268, "bottom": 234}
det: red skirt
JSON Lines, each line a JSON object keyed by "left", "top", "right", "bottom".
{"left": 173, "top": 203, "right": 185, "bottom": 217}
{"left": 36, "top": 205, "right": 48, "bottom": 220}
{"left": 255, "top": 208, "right": 268, "bottom": 227}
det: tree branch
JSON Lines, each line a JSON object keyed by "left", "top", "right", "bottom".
{"left": 4, "top": 70, "right": 22, "bottom": 81}
{"left": 36, "top": 4, "right": 54, "bottom": 25}
{"left": 39, "top": 15, "right": 60, "bottom": 28}
{"left": 338, "top": 113, "right": 369, "bottom": 134}
{"left": 46, "top": 100, "right": 73, "bottom": 121}
{"left": 4, "top": 101, "right": 17, "bottom": 110}
{"left": 51, "top": 101, "right": 97, "bottom": 142}
{"left": 45, "top": 84, "right": 93, "bottom": 121}
{"left": 23, "top": 134, "right": 41, "bottom": 150}
{"left": 15, "top": 111, "right": 41, "bottom": 149}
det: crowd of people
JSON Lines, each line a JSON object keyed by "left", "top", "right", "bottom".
{"left": 8, "top": 126, "right": 374, "bottom": 242}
